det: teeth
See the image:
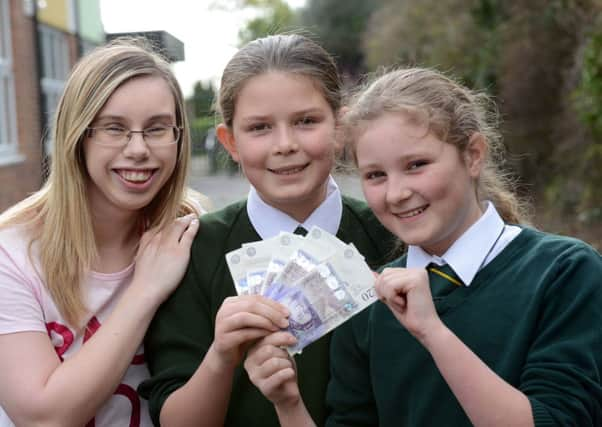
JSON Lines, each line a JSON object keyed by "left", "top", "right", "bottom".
{"left": 397, "top": 206, "right": 426, "bottom": 218}
{"left": 118, "top": 170, "right": 152, "bottom": 182}
{"left": 272, "top": 166, "right": 305, "bottom": 175}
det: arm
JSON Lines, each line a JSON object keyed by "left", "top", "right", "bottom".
{"left": 158, "top": 295, "right": 290, "bottom": 427}
{"left": 0, "top": 216, "right": 198, "bottom": 427}
{"left": 376, "top": 253, "right": 602, "bottom": 427}
{"left": 376, "top": 267, "right": 534, "bottom": 427}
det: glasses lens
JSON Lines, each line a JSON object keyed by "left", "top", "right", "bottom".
{"left": 144, "top": 126, "right": 179, "bottom": 146}
{"left": 93, "top": 127, "right": 128, "bottom": 147}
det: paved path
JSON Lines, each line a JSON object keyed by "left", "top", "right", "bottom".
{"left": 188, "top": 156, "right": 365, "bottom": 210}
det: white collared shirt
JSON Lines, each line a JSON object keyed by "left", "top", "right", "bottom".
{"left": 406, "top": 202, "right": 522, "bottom": 286}
{"left": 247, "top": 175, "right": 343, "bottom": 240}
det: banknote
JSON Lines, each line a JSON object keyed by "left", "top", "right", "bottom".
{"left": 278, "top": 246, "right": 376, "bottom": 354}
{"left": 226, "top": 226, "right": 378, "bottom": 355}
{"left": 226, "top": 232, "right": 304, "bottom": 295}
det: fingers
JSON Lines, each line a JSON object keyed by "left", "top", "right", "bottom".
{"left": 375, "top": 267, "right": 429, "bottom": 304}
{"left": 165, "top": 214, "right": 198, "bottom": 246}
{"left": 218, "top": 296, "right": 289, "bottom": 329}
{"left": 179, "top": 216, "right": 199, "bottom": 247}
{"left": 213, "top": 296, "right": 292, "bottom": 365}
{"left": 374, "top": 268, "right": 406, "bottom": 302}
{"left": 244, "top": 334, "right": 298, "bottom": 403}
{"left": 245, "top": 333, "right": 297, "bottom": 380}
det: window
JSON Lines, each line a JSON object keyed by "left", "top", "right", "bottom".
{"left": 39, "top": 24, "right": 70, "bottom": 155}
{"left": 0, "top": 0, "right": 19, "bottom": 161}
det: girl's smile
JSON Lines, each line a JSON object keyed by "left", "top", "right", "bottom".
{"left": 218, "top": 71, "right": 339, "bottom": 223}
{"left": 357, "top": 112, "right": 485, "bottom": 256}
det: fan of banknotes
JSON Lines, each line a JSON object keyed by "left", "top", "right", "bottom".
{"left": 225, "top": 226, "right": 377, "bottom": 355}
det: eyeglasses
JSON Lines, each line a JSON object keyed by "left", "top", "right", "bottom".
{"left": 85, "top": 125, "right": 181, "bottom": 148}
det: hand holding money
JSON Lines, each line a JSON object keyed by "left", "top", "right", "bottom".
{"left": 211, "top": 295, "right": 290, "bottom": 370}
{"left": 226, "top": 227, "right": 378, "bottom": 355}
{"left": 244, "top": 331, "right": 299, "bottom": 405}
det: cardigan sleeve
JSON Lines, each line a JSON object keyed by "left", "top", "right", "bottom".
{"left": 519, "top": 243, "right": 602, "bottom": 426}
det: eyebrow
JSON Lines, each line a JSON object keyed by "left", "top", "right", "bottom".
{"left": 94, "top": 114, "right": 176, "bottom": 122}
{"left": 239, "top": 108, "right": 327, "bottom": 123}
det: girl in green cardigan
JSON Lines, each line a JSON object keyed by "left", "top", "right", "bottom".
{"left": 247, "top": 67, "right": 602, "bottom": 426}
{"left": 139, "top": 34, "right": 396, "bottom": 427}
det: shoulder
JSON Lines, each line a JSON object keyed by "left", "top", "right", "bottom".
{"left": 509, "top": 227, "right": 602, "bottom": 295}
{"left": 516, "top": 227, "right": 600, "bottom": 263}
{"left": 188, "top": 199, "right": 252, "bottom": 262}
{"left": 0, "top": 224, "right": 38, "bottom": 267}
{"left": 195, "top": 200, "right": 248, "bottom": 240}
{"left": 0, "top": 223, "right": 33, "bottom": 246}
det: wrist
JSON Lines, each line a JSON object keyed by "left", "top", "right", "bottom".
{"left": 275, "top": 398, "right": 314, "bottom": 427}
{"left": 417, "top": 319, "right": 451, "bottom": 351}
{"left": 205, "top": 343, "right": 238, "bottom": 376}
{"left": 125, "top": 277, "right": 165, "bottom": 310}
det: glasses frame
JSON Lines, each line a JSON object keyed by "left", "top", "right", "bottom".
{"left": 85, "top": 125, "right": 182, "bottom": 148}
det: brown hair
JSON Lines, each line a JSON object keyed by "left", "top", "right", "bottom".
{"left": 344, "top": 67, "right": 530, "bottom": 224}
{"left": 0, "top": 38, "right": 200, "bottom": 327}
{"left": 217, "top": 34, "right": 342, "bottom": 127}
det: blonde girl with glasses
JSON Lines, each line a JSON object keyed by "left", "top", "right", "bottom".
{"left": 0, "top": 39, "right": 203, "bottom": 426}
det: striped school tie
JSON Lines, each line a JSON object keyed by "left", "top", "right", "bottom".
{"left": 426, "top": 263, "right": 463, "bottom": 299}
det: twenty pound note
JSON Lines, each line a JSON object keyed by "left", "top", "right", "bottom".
{"left": 225, "top": 226, "right": 378, "bottom": 355}
{"left": 278, "top": 246, "right": 377, "bottom": 354}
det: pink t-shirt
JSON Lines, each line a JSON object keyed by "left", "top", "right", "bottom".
{"left": 0, "top": 224, "right": 152, "bottom": 426}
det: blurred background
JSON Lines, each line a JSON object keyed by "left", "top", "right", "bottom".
{"left": 0, "top": 0, "right": 600, "bottom": 249}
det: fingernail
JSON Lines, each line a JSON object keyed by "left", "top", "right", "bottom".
{"left": 191, "top": 218, "right": 199, "bottom": 225}
{"left": 280, "top": 318, "right": 289, "bottom": 328}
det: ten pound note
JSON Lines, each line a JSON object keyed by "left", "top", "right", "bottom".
{"left": 226, "top": 226, "right": 378, "bottom": 355}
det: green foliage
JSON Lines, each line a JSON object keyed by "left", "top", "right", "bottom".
{"left": 300, "top": 0, "right": 379, "bottom": 76}
{"left": 190, "top": 115, "right": 217, "bottom": 154}
{"left": 189, "top": 82, "right": 216, "bottom": 118}
{"left": 361, "top": 0, "right": 500, "bottom": 90}
{"left": 237, "top": 0, "right": 296, "bottom": 44}
{"left": 574, "top": 29, "right": 602, "bottom": 139}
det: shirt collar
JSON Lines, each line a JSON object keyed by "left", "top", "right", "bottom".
{"left": 247, "top": 175, "right": 342, "bottom": 240}
{"left": 406, "top": 201, "right": 505, "bottom": 286}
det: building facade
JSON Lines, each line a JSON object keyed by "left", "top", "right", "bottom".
{"left": 0, "top": 0, "right": 104, "bottom": 211}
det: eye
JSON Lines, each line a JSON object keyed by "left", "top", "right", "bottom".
{"left": 144, "top": 125, "right": 169, "bottom": 137}
{"left": 248, "top": 123, "right": 271, "bottom": 132}
{"left": 102, "top": 124, "right": 127, "bottom": 136}
{"left": 363, "top": 170, "right": 386, "bottom": 180}
{"left": 296, "top": 116, "right": 318, "bottom": 126}
{"left": 408, "top": 160, "right": 428, "bottom": 170}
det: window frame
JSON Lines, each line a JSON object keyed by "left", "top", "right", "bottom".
{"left": 0, "top": 0, "right": 22, "bottom": 165}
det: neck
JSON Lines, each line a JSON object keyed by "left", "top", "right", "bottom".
{"left": 91, "top": 209, "right": 141, "bottom": 273}
{"left": 278, "top": 182, "right": 329, "bottom": 224}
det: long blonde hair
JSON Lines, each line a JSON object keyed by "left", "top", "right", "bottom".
{"left": 343, "top": 67, "right": 530, "bottom": 224}
{"left": 0, "top": 39, "right": 200, "bottom": 328}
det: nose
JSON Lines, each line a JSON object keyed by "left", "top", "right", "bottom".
{"left": 385, "top": 173, "right": 412, "bottom": 205}
{"left": 122, "top": 132, "right": 150, "bottom": 160}
{"left": 273, "top": 125, "right": 298, "bottom": 155}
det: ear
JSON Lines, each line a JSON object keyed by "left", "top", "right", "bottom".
{"left": 216, "top": 124, "right": 239, "bottom": 163}
{"left": 464, "top": 133, "right": 487, "bottom": 178}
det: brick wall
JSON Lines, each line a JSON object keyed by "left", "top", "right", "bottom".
{"left": 0, "top": 0, "right": 44, "bottom": 212}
